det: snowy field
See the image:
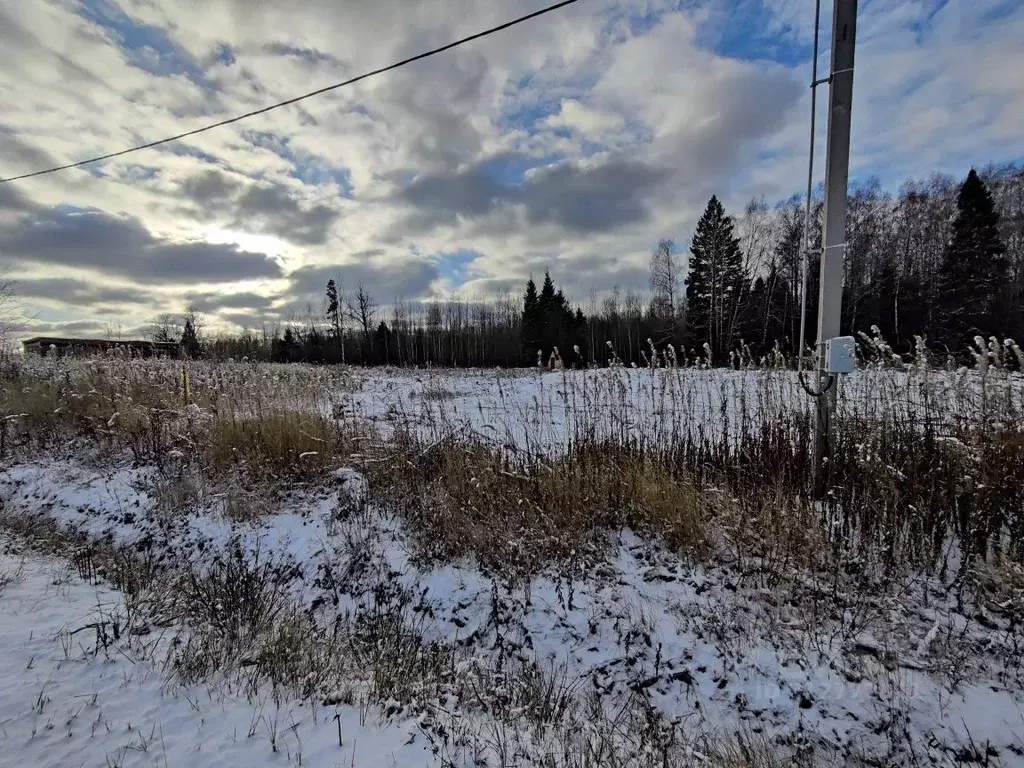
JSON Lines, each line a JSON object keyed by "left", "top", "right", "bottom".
{"left": 336, "top": 364, "right": 1011, "bottom": 451}
{"left": 2, "top": 358, "right": 1023, "bottom": 766}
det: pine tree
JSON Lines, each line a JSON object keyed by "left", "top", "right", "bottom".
{"left": 325, "top": 279, "right": 339, "bottom": 326}
{"left": 686, "top": 196, "right": 745, "bottom": 360}
{"left": 938, "top": 169, "right": 1008, "bottom": 349}
{"left": 180, "top": 317, "right": 201, "bottom": 359}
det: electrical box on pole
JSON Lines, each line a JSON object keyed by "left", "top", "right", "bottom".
{"left": 812, "top": 0, "right": 858, "bottom": 497}
{"left": 824, "top": 336, "right": 856, "bottom": 374}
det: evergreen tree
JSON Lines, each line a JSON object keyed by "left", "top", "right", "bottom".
{"left": 375, "top": 321, "right": 391, "bottom": 364}
{"left": 538, "top": 271, "right": 557, "bottom": 324}
{"left": 180, "top": 317, "right": 201, "bottom": 359}
{"left": 325, "top": 278, "right": 343, "bottom": 363}
{"left": 572, "top": 307, "right": 588, "bottom": 365}
{"left": 282, "top": 327, "right": 299, "bottom": 362}
{"left": 521, "top": 278, "right": 541, "bottom": 361}
{"left": 549, "top": 285, "right": 570, "bottom": 360}
{"left": 938, "top": 169, "right": 1008, "bottom": 349}
{"left": 325, "top": 279, "right": 339, "bottom": 327}
{"left": 685, "top": 196, "right": 745, "bottom": 360}
{"left": 273, "top": 328, "right": 300, "bottom": 363}
{"left": 304, "top": 325, "right": 326, "bottom": 364}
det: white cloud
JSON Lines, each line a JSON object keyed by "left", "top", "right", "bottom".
{"left": 546, "top": 99, "right": 628, "bottom": 140}
{"left": 0, "top": 0, "right": 1021, "bottom": 335}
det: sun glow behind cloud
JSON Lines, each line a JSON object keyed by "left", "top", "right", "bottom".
{"left": 0, "top": 0, "right": 1021, "bottom": 336}
{"left": 200, "top": 226, "right": 291, "bottom": 262}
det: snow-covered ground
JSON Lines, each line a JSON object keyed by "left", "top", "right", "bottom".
{"left": 335, "top": 365, "right": 1009, "bottom": 452}
{"left": 3, "top": 454, "right": 1023, "bottom": 766}
{"left": 0, "top": 536, "right": 430, "bottom": 768}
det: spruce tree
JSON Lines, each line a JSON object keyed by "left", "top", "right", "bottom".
{"left": 282, "top": 327, "right": 299, "bottom": 363}
{"left": 538, "top": 271, "right": 558, "bottom": 357}
{"left": 685, "top": 196, "right": 744, "bottom": 361}
{"left": 938, "top": 169, "right": 1008, "bottom": 349}
{"left": 180, "top": 318, "right": 201, "bottom": 359}
{"left": 539, "top": 272, "right": 557, "bottom": 315}
{"left": 521, "top": 277, "right": 541, "bottom": 361}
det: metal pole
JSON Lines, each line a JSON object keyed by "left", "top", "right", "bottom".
{"left": 812, "top": 0, "right": 857, "bottom": 498}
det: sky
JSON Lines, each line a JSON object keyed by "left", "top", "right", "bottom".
{"left": 1, "top": 0, "right": 1023, "bottom": 338}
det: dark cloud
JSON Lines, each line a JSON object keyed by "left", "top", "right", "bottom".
{"left": 397, "top": 153, "right": 668, "bottom": 234}
{"left": 219, "top": 309, "right": 281, "bottom": 329}
{"left": 0, "top": 204, "right": 282, "bottom": 284}
{"left": 19, "top": 319, "right": 151, "bottom": 340}
{"left": 522, "top": 159, "right": 669, "bottom": 232}
{"left": 236, "top": 185, "right": 337, "bottom": 245}
{"left": 0, "top": 128, "right": 60, "bottom": 174}
{"left": 263, "top": 42, "right": 347, "bottom": 69}
{"left": 176, "top": 171, "right": 339, "bottom": 245}
{"left": 461, "top": 251, "right": 649, "bottom": 303}
{"left": 179, "top": 169, "right": 239, "bottom": 204}
{"left": 16, "top": 277, "right": 157, "bottom": 307}
{"left": 184, "top": 290, "right": 281, "bottom": 314}
{"left": 556, "top": 251, "right": 649, "bottom": 295}
{"left": 0, "top": 183, "right": 40, "bottom": 215}
{"left": 287, "top": 256, "right": 438, "bottom": 302}
{"left": 400, "top": 168, "right": 508, "bottom": 222}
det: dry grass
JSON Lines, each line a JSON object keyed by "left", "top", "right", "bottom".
{"left": 7, "top": 346, "right": 1022, "bottom": 579}
{"left": 204, "top": 412, "right": 344, "bottom": 477}
{"left": 375, "top": 436, "right": 715, "bottom": 574}
{"left": 9, "top": 347, "right": 1019, "bottom": 766}
{"left": 1, "top": 357, "right": 367, "bottom": 489}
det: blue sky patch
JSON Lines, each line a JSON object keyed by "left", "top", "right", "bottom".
{"left": 158, "top": 143, "right": 219, "bottom": 165}
{"left": 292, "top": 165, "right": 354, "bottom": 195}
{"left": 704, "top": 1, "right": 809, "bottom": 68}
{"left": 78, "top": 0, "right": 208, "bottom": 84}
{"left": 499, "top": 97, "right": 563, "bottom": 133}
{"left": 241, "top": 130, "right": 353, "bottom": 194}
{"left": 435, "top": 249, "right": 480, "bottom": 283}
{"left": 478, "top": 154, "right": 552, "bottom": 187}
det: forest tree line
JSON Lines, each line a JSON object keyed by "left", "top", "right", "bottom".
{"left": 162, "top": 163, "right": 1024, "bottom": 367}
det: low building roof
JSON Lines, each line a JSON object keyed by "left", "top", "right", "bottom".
{"left": 21, "top": 336, "right": 178, "bottom": 347}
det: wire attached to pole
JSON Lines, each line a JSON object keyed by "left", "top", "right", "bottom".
{"left": 797, "top": 0, "right": 833, "bottom": 400}
{"left": 0, "top": 0, "right": 581, "bottom": 184}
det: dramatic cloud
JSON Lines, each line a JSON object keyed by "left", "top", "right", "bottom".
{"left": 398, "top": 153, "right": 670, "bottom": 233}
{"left": 0, "top": 127, "right": 60, "bottom": 173}
{"left": 288, "top": 257, "right": 440, "bottom": 303}
{"left": 0, "top": 203, "right": 282, "bottom": 283}
{"left": 0, "top": 0, "right": 1020, "bottom": 335}
{"left": 16, "top": 277, "right": 157, "bottom": 308}
{"left": 184, "top": 290, "right": 282, "bottom": 315}
{"left": 177, "top": 170, "right": 340, "bottom": 245}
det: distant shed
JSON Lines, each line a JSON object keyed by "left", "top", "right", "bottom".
{"left": 21, "top": 337, "right": 180, "bottom": 358}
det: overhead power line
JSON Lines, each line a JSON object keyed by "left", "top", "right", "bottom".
{"left": 0, "top": 0, "right": 581, "bottom": 184}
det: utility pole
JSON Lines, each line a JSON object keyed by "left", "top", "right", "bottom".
{"left": 812, "top": 0, "right": 858, "bottom": 497}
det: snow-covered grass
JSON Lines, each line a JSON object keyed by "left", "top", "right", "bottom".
{"left": 2, "top": 346, "right": 1024, "bottom": 766}
{"left": 0, "top": 535, "right": 431, "bottom": 768}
